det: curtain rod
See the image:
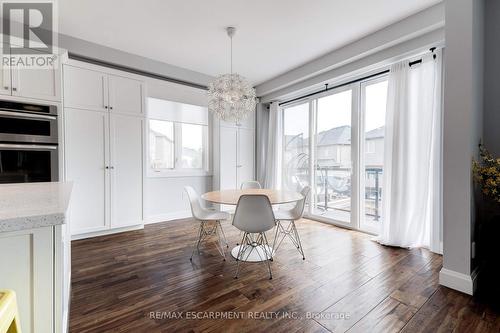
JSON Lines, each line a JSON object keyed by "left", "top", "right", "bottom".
{"left": 278, "top": 47, "right": 437, "bottom": 107}
{"left": 68, "top": 53, "right": 209, "bottom": 91}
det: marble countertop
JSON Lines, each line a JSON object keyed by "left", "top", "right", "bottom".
{"left": 0, "top": 182, "right": 73, "bottom": 233}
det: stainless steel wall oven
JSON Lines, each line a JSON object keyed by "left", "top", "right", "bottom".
{"left": 0, "top": 100, "right": 59, "bottom": 183}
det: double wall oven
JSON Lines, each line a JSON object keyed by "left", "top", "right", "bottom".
{"left": 0, "top": 100, "right": 59, "bottom": 183}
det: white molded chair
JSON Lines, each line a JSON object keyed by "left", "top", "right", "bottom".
{"left": 232, "top": 195, "right": 276, "bottom": 279}
{"left": 273, "top": 186, "right": 311, "bottom": 260}
{"left": 185, "top": 186, "right": 230, "bottom": 261}
{"left": 240, "top": 180, "right": 262, "bottom": 189}
{"left": 235, "top": 181, "right": 262, "bottom": 244}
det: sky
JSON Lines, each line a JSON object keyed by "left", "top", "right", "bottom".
{"left": 284, "top": 80, "right": 388, "bottom": 137}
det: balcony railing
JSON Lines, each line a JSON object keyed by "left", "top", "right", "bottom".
{"left": 283, "top": 165, "right": 383, "bottom": 222}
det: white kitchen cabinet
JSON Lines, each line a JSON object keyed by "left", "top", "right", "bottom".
{"left": 213, "top": 113, "right": 256, "bottom": 191}
{"left": 63, "top": 65, "right": 144, "bottom": 115}
{"left": 63, "top": 63, "right": 145, "bottom": 238}
{"left": 0, "top": 182, "right": 72, "bottom": 333}
{"left": 0, "top": 45, "right": 61, "bottom": 101}
{"left": 0, "top": 43, "right": 11, "bottom": 97}
{"left": 11, "top": 48, "right": 61, "bottom": 102}
{"left": 63, "top": 66, "right": 107, "bottom": 111}
{"left": 64, "top": 109, "right": 144, "bottom": 237}
{"left": 64, "top": 108, "right": 109, "bottom": 234}
{"left": 108, "top": 74, "right": 144, "bottom": 115}
{"left": 110, "top": 114, "right": 143, "bottom": 228}
{"left": 0, "top": 227, "right": 54, "bottom": 333}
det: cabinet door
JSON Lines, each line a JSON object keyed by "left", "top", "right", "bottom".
{"left": 108, "top": 74, "right": 143, "bottom": 115}
{"left": 11, "top": 48, "right": 60, "bottom": 101}
{"left": 0, "top": 226, "right": 54, "bottom": 333}
{"left": 63, "top": 65, "right": 108, "bottom": 111}
{"left": 110, "top": 113, "right": 143, "bottom": 228}
{"left": 65, "top": 108, "right": 110, "bottom": 234}
{"left": 237, "top": 128, "right": 255, "bottom": 185}
{"left": 219, "top": 126, "right": 238, "bottom": 190}
{"left": 0, "top": 43, "right": 11, "bottom": 96}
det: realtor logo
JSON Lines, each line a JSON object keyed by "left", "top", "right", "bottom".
{"left": 0, "top": 1, "right": 57, "bottom": 68}
{"left": 2, "top": 2, "right": 53, "bottom": 53}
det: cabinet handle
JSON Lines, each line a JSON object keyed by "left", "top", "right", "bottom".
{"left": 110, "top": 166, "right": 115, "bottom": 170}
{"left": 3, "top": 86, "right": 8, "bottom": 90}
{"left": 105, "top": 166, "right": 109, "bottom": 169}
{"left": 109, "top": 106, "right": 113, "bottom": 110}
{"left": 12, "top": 87, "right": 17, "bottom": 91}
{"left": 104, "top": 105, "right": 108, "bottom": 109}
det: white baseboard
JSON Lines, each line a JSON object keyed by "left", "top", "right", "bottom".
{"left": 144, "top": 211, "right": 192, "bottom": 224}
{"left": 439, "top": 267, "right": 479, "bottom": 295}
{"left": 71, "top": 224, "right": 144, "bottom": 240}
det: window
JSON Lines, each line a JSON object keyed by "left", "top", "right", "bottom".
{"left": 181, "top": 123, "right": 204, "bottom": 169}
{"left": 361, "top": 79, "right": 388, "bottom": 231}
{"left": 147, "top": 97, "right": 209, "bottom": 176}
{"left": 149, "top": 119, "right": 175, "bottom": 170}
{"left": 311, "top": 88, "right": 353, "bottom": 223}
{"left": 282, "top": 102, "right": 310, "bottom": 193}
{"left": 281, "top": 76, "right": 388, "bottom": 233}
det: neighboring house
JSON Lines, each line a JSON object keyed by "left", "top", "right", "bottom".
{"left": 149, "top": 128, "right": 203, "bottom": 170}
{"left": 284, "top": 125, "right": 384, "bottom": 169}
{"left": 149, "top": 128, "right": 174, "bottom": 169}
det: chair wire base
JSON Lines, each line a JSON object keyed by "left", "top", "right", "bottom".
{"left": 234, "top": 232, "right": 273, "bottom": 280}
{"left": 272, "top": 220, "right": 305, "bottom": 260}
{"left": 190, "top": 220, "right": 228, "bottom": 261}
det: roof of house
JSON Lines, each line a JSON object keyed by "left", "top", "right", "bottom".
{"left": 365, "top": 126, "right": 385, "bottom": 140}
{"left": 284, "top": 125, "right": 385, "bottom": 148}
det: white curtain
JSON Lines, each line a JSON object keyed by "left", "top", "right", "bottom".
{"left": 256, "top": 103, "right": 270, "bottom": 185}
{"left": 263, "top": 102, "right": 283, "bottom": 189}
{"left": 377, "top": 50, "right": 442, "bottom": 253}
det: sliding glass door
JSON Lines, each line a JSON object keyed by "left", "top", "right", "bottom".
{"left": 360, "top": 78, "right": 388, "bottom": 232}
{"left": 282, "top": 102, "right": 310, "bottom": 193}
{"left": 281, "top": 76, "right": 388, "bottom": 233}
{"left": 312, "top": 88, "right": 353, "bottom": 224}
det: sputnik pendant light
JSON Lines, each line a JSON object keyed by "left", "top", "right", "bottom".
{"left": 207, "top": 27, "right": 256, "bottom": 123}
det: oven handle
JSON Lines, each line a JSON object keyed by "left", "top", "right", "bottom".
{"left": 0, "top": 110, "right": 57, "bottom": 120}
{"left": 0, "top": 143, "right": 58, "bottom": 150}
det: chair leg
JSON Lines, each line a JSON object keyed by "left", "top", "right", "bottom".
{"left": 291, "top": 220, "right": 305, "bottom": 260}
{"left": 261, "top": 232, "right": 273, "bottom": 279}
{"left": 272, "top": 220, "right": 305, "bottom": 260}
{"left": 271, "top": 223, "right": 280, "bottom": 258}
{"left": 217, "top": 220, "right": 229, "bottom": 248}
{"left": 273, "top": 220, "right": 289, "bottom": 255}
{"left": 234, "top": 232, "right": 273, "bottom": 280}
{"left": 214, "top": 222, "right": 226, "bottom": 261}
{"left": 234, "top": 232, "right": 248, "bottom": 279}
{"left": 190, "top": 220, "right": 228, "bottom": 261}
{"left": 190, "top": 221, "right": 205, "bottom": 261}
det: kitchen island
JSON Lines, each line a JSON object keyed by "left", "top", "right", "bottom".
{"left": 0, "top": 182, "right": 72, "bottom": 333}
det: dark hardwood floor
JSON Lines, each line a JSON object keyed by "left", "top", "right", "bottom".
{"left": 69, "top": 218, "right": 500, "bottom": 333}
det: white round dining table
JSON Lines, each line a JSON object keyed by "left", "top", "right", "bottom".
{"left": 201, "top": 189, "right": 303, "bottom": 262}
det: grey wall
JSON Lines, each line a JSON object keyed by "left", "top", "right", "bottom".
{"left": 256, "top": 3, "right": 445, "bottom": 101}
{"left": 442, "top": 0, "right": 484, "bottom": 278}
{"left": 484, "top": 0, "right": 500, "bottom": 156}
{"left": 58, "top": 34, "right": 214, "bottom": 88}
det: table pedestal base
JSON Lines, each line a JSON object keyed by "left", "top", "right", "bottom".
{"left": 230, "top": 244, "right": 273, "bottom": 262}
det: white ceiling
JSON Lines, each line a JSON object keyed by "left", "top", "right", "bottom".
{"left": 59, "top": 0, "right": 441, "bottom": 85}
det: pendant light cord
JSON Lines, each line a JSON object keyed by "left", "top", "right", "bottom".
{"left": 230, "top": 34, "right": 233, "bottom": 75}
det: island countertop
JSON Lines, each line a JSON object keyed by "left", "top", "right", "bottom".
{"left": 0, "top": 182, "right": 73, "bottom": 233}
